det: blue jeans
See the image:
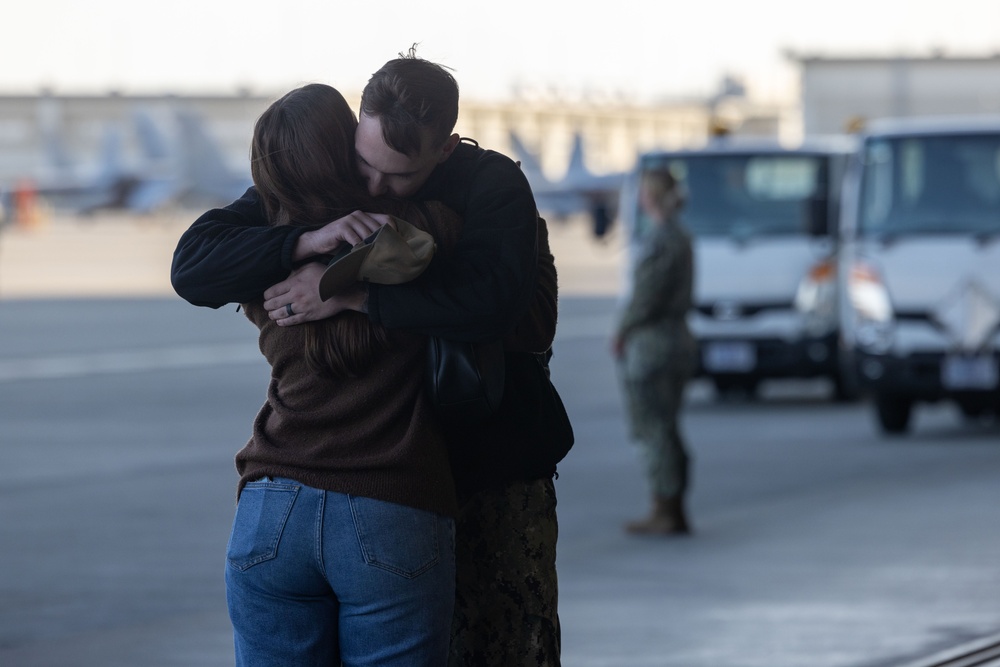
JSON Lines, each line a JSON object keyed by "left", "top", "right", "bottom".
{"left": 225, "top": 478, "right": 455, "bottom": 667}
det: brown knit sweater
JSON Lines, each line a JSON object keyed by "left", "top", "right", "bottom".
{"left": 235, "top": 202, "right": 462, "bottom": 518}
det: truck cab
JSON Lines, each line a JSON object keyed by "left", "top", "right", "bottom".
{"left": 837, "top": 116, "right": 1000, "bottom": 433}
{"left": 621, "top": 137, "right": 856, "bottom": 399}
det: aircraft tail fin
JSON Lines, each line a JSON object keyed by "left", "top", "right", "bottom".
{"left": 508, "top": 131, "right": 549, "bottom": 184}
{"left": 133, "top": 108, "right": 172, "bottom": 162}
{"left": 174, "top": 108, "right": 251, "bottom": 204}
{"left": 92, "top": 125, "right": 127, "bottom": 187}
{"left": 39, "top": 113, "right": 76, "bottom": 180}
{"left": 564, "top": 132, "right": 591, "bottom": 182}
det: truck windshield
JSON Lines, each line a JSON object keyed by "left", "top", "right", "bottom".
{"left": 859, "top": 133, "right": 1000, "bottom": 236}
{"left": 636, "top": 154, "right": 825, "bottom": 240}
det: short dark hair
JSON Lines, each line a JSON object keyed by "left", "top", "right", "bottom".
{"left": 360, "top": 45, "right": 459, "bottom": 156}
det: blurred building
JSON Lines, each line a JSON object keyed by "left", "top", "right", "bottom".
{"left": 7, "top": 56, "right": 1000, "bottom": 204}
{"left": 0, "top": 90, "right": 267, "bottom": 186}
{"left": 0, "top": 85, "right": 783, "bottom": 195}
{"left": 789, "top": 52, "right": 1000, "bottom": 136}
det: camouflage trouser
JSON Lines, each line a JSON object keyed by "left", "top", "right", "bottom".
{"left": 623, "top": 371, "right": 690, "bottom": 498}
{"left": 449, "top": 477, "right": 561, "bottom": 667}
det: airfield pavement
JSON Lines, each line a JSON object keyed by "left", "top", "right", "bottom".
{"left": 4, "top": 210, "right": 1000, "bottom": 667}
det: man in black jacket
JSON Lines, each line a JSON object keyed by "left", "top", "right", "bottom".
{"left": 172, "top": 49, "right": 564, "bottom": 666}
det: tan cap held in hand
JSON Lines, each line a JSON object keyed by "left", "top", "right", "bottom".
{"left": 319, "top": 217, "right": 436, "bottom": 301}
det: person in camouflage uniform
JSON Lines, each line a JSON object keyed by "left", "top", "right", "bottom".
{"left": 449, "top": 478, "right": 560, "bottom": 666}
{"left": 611, "top": 167, "right": 697, "bottom": 536}
{"left": 447, "top": 216, "right": 564, "bottom": 666}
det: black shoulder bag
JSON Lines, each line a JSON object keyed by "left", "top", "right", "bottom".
{"left": 442, "top": 347, "right": 575, "bottom": 495}
{"left": 426, "top": 337, "right": 505, "bottom": 424}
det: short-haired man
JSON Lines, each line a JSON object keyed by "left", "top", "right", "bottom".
{"left": 172, "top": 49, "right": 564, "bottom": 666}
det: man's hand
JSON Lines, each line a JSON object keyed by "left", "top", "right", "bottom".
{"left": 263, "top": 263, "right": 369, "bottom": 326}
{"left": 293, "top": 211, "right": 398, "bottom": 261}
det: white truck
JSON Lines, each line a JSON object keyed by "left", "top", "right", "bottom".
{"left": 621, "top": 137, "right": 857, "bottom": 399}
{"left": 837, "top": 115, "right": 1000, "bottom": 434}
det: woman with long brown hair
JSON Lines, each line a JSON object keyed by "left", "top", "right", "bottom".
{"left": 224, "top": 83, "right": 461, "bottom": 666}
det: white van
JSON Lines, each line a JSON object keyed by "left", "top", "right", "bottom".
{"left": 837, "top": 116, "right": 1000, "bottom": 433}
{"left": 621, "top": 137, "right": 857, "bottom": 399}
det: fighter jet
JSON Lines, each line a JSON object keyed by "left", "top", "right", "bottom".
{"left": 172, "top": 108, "right": 253, "bottom": 207}
{"left": 26, "top": 114, "right": 140, "bottom": 214}
{"left": 7, "top": 103, "right": 252, "bottom": 216}
{"left": 510, "top": 130, "right": 627, "bottom": 238}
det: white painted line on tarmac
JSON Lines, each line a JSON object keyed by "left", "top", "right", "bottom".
{"left": 0, "top": 342, "right": 263, "bottom": 382}
{"left": 0, "top": 313, "right": 615, "bottom": 383}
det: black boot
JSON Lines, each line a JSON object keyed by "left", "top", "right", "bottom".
{"left": 625, "top": 495, "right": 691, "bottom": 536}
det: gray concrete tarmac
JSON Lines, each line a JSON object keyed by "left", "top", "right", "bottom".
{"left": 1, "top": 296, "right": 999, "bottom": 667}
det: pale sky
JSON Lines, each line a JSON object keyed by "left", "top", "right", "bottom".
{"left": 9, "top": 0, "right": 1000, "bottom": 103}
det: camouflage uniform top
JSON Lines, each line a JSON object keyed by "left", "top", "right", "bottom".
{"left": 616, "top": 215, "right": 697, "bottom": 380}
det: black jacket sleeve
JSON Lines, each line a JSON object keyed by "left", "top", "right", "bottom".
{"left": 368, "top": 148, "right": 539, "bottom": 341}
{"left": 503, "top": 217, "right": 557, "bottom": 354}
{"left": 169, "top": 187, "right": 308, "bottom": 308}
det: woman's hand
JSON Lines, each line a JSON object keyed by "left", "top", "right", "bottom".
{"left": 263, "top": 263, "right": 334, "bottom": 325}
{"left": 264, "top": 263, "right": 370, "bottom": 326}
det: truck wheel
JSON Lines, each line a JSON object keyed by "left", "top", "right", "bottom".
{"left": 874, "top": 394, "right": 913, "bottom": 435}
{"left": 713, "top": 376, "right": 759, "bottom": 400}
{"left": 832, "top": 371, "right": 861, "bottom": 403}
{"left": 956, "top": 396, "right": 992, "bottom": 421}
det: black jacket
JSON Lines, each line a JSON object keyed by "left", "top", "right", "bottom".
{"left": 170, "top": 140, "right": 539, "bottom": 341}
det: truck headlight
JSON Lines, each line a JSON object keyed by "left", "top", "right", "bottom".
{"left": 795, "top": 259, "right": 837, "bottom": 336}
{"left": 848, "top": 261, "right": 894, "bottom": 354}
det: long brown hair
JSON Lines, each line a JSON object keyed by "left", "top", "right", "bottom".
{"left": 251, "top": 83, "right": 409, "bottom": 377}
